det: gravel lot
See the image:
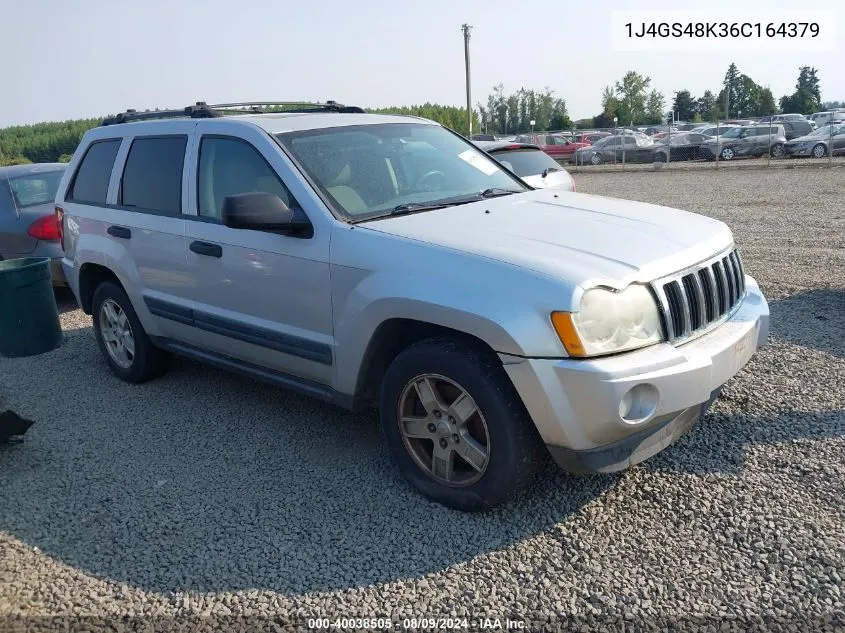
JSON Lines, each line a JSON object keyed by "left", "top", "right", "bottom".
{"left": 1, "top": 167, "right": 843, "bottom": 632}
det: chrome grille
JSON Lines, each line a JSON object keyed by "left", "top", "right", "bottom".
{"left": 653, "top": 248, "right": 747, "bottom": 344}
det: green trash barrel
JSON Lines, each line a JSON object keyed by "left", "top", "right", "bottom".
{"left": 0, "top": 257, "right": 63, "bottom": 358}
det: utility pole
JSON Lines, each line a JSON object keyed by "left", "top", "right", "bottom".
{"left": 462, "top": 24, "right": 473, "bottom": 137}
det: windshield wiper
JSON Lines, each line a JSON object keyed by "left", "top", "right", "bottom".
{"left": 479, "top": 187, "right": 522, "bottom": 198}
{"left": 389, "top": 201, "right": 456, "bottom": 216}
{"left": 541, "top": 167, "right": 562, "bottom": 178}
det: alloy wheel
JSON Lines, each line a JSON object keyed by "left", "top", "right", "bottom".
{"left": 99, "top": 299, "right": 135, "bottom": 369}
{"left": 397, "top": 374, "right": 490, "bottom": 486}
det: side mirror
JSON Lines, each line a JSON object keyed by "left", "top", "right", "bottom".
{"left": 221, "top": 192, "right": 312, "bottom": 237}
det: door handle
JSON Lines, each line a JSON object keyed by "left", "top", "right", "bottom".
{"left": 107, "top": 225, "right": 131, "bottom": 239}
{"left": 190, "top": 241, "right": 223, "bottom": 258}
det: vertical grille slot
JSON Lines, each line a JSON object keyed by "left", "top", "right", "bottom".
{"left": 664, "top": 281, "right": 686, "bottom": 338}
{"left": 681, "top": 274, "right": 702, "bottom": 331}
{"left": 698, "top": 268, "right": 717, "bottom": 322}
{"left": 722, "top": 256, "right": 736, "bottom": 305}
{"left": 713, "top": 260, "right": 729, "bottom": 315}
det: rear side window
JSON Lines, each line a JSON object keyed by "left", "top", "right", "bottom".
{"left": 69, "top": 139, "right": 121, "bottom": 204}
{"left": 120, "top": 136, "right": 187, "bottom": 214}
{"left": 493, "top": 149, "right": 560, "bottom": 177}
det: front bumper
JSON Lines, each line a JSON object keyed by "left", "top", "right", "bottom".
{"left": 503, "top": 275, "right": 769, "bottom": 473}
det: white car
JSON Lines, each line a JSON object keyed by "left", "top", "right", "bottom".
{"left": 57, "top": 100, "right": 769, "bottom": 511}
{"left": 474, "top": 141, "right": 575, "bottom": 191}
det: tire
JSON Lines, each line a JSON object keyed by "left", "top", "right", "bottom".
{"left": 378, "top": 337, "right": 546, "bottom": 511}
{"left": 92, "top": 281, "right": 170, "bottom": 383}
{"left": 590, "top": 153, "right": 603, "bottom": 165}
{"left": 812, "top": 143, "right": 827, "bottom": 158}
{"left": 720, "top": 147, "right": 734, "bottom": 160}
{"left": 770, "top": 144, "right": 785, "bottom": 158}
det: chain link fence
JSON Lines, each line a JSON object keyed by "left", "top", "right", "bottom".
{"left": 475, "top": 117, "right": 845, "bottom": 172}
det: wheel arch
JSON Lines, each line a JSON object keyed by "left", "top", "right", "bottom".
{"left": 78, "top": 263, "right": 125, "bottom": 314}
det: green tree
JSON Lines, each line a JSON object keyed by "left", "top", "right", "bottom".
{"left": 645, "top": 89, "right": 666, "bottom": 125}
{"left": 779, "top": 66, "right": 822, "bottom": 114}
{"left": 672, "top": 90, "right": 697, "bottom": 122}
{"left": 614, "top": 71, "right": 651, "bottom": 125}
{"left": 722, "top": 62, "right": 741, "bottom": 118}
{"left": 58, "top": 154, "right": 73, "bottom": 163}
{"left": 757, "top": 88, "right": 777, "bottom": 116}
{"left": 696, "top": 90, "right": 721, "bottom": 122}
{"left": 823, "top": 100, "right": 844, "bottom": 109}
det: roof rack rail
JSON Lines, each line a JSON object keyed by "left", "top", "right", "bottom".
{"left": 100, "top": 100, "right": 365, "bottom": 126}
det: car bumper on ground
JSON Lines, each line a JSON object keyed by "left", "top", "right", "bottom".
{"left": 502, "top": 275, "right": 769, "bottom": 474}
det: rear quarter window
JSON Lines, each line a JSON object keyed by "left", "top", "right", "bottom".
{"left": 68, "top": 139, "right": 121, "bottom": 204}
{"left": 120, "top": 136, "right": 187, "bottom": 214}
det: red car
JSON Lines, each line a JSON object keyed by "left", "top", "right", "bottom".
{"left": 536, "top": 134, "right": 591, "bottom": 159}
{"left": 574, "top": 131, "right": 611, "bottom": 145}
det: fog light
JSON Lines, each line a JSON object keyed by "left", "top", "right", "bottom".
{"left": 619, "top": 384, "right": 660, "bottom": 424}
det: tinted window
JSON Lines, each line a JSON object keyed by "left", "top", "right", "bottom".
{"left": 198, "top": 137, "right": 294, "bottom": 220}
{"left": 492, "top": 148, "right": 560, "bottom": 176}
{"left": 69, "top": 140, "right": 120, "bottom": 204}
{"left": 8, "top": 170, "right": 65, "bottom": 208}
{"left": 120, "top": 136, "right": 186, "bottom": 214}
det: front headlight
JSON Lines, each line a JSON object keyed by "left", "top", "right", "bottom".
{"left": 551, "top": 285, "right": 664, "bottom": 357}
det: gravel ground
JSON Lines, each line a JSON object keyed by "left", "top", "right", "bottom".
{"left": 1, "top": 167, "right": 843, "bottom": 632}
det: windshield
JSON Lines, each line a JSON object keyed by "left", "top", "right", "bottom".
{"left": 276, "top": 123, "right": 528, "bottom": 220}
{"left": 493, "top": 148, "right": 561, "bottom": 177}
{"left": 7, "top": 170, "right": 65, "bottom": 208}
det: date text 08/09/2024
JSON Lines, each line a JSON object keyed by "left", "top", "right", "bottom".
{"left": 306, "top": 617, "right": 525, "bottom": 630}
{"left": 624, "top": 22, "right": 820, "bottom": 38}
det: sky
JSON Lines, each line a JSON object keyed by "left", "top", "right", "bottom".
{"left": 2, "top": 0, "right": 841, "bottom": 127}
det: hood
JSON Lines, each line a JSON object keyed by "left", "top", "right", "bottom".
{"left": 362, "top": 189, "right": 733, "bottom": 288}
{"left": 787, "top": 134, "right": 822, "bottom": 143}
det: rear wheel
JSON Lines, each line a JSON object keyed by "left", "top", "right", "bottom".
{"left": 770, "top": 143, "right": 785, "bottom": 158}
{"left": 92, "top": 282, "right": 170, "bottom": 383}
{"left": 590, "top": 153, "right": 603, "bottom": 165}
{"left": 379, "top": 337, "right": 546, "bottom": 511}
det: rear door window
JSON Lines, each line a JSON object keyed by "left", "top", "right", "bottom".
{"left": 493, "top": 149, "right": 561, "bottom": 177}
{"left": 68, "top": 139, "right": 121, "bottom": 204}
{"left": 120, "top": 136, "right": 187, "bottom": 214}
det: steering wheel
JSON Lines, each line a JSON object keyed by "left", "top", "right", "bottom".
{"left": 415, "top": 170, "right": 448, "bottom": 191}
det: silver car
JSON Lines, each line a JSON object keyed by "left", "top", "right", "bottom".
{"left": 57, "top": 101, "right": 769, "bottom": 510}
{"left": 0, "top": 163, "right": 67, "bottom": 285}
{"left": 784, "top": 123, "right": 845, "bottom": 158}
{"left": 473, "top": 141, "right": 575, "bottom": 191}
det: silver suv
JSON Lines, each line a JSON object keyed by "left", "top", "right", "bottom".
{"left": 700, "top": 124, "right": 788, "bottom": 160}
{"left": 56, "top": 101, "right": 770, "bottom": 511}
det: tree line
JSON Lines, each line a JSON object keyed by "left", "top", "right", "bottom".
{"left": 0, "top": 64, "right": 838, "bottom": 165}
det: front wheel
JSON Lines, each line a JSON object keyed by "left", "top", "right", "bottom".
{"left": 720, "top": 147, "right": 734, "bottom": 160}
{"left": 379, "top": 337, "right": 546, "bottom": 511}
{"left": 811, "top": 143, "right": 827, "bottom": 158}
{"left": 770, "top": 143, "right": 785, "bottom": 158}
{"left": 590, "top": 153, "right": 603, "bottom": 165}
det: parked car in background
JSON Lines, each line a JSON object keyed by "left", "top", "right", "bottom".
{"left": 57, "top": 100, "right": 769, "bottom": 510}
{"left": 532, "top": 134, "right": 590, "bottom": 161}
{"left": 779, "top": 118, "right": 814, "bottom": 140}
{"left": 759, "top": 113, "right": 806, "bottom": 123}
{"left": 470, "top": 134, "right": 497, "bottom": 142}
{"left": 699, "top": 125, "right": 787, "bottom": 160}
{"left": 652, "top": 133, "right": 711, "bottom": 162}
{"left": 0, "top": 163, "right": 67, "bottom": 286}
{"left": 784, "top": 123, "right": 845, "bottom": 158}
{"left": 809, "top": 110, "right": 845, "bottom": 127}
{"left": 674, "top": 123, "right": 700, "bottom": 131}
{"left": 573, "top": 134, "right": 653, "bottom": 165}
{"left": 474, "top": 141, "right": 575, "bottom": 191}
{"left": 573, "top": 131, "right": 611, "bottom": 145}
{"left": 691, "top": 124, "right": 740, "bottom": 138}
